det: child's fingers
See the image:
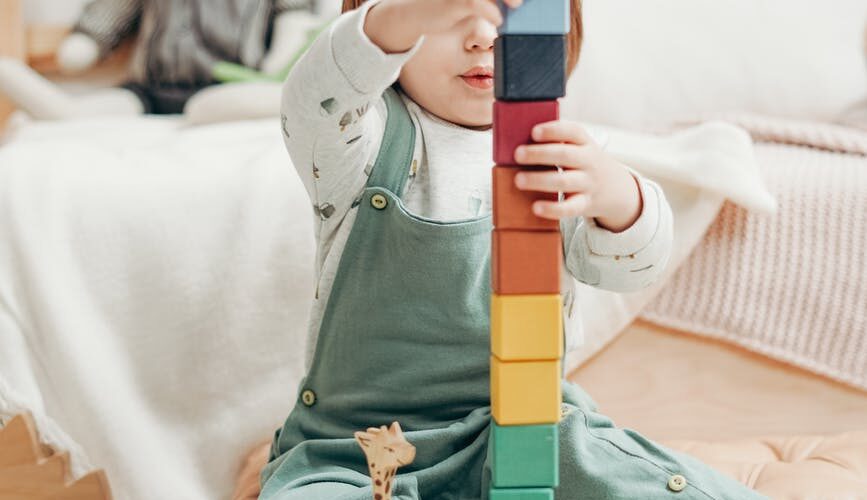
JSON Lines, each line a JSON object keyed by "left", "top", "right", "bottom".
{"left": 515, "top": 169, "right": 589, "bottom": 193}
{"left": 515, "top": 143, "right": 592, "bottom": 168}
{"left": 533, "top": 193, "right": 589, "bottom": 219}
{"left": 531, "top": 120, "right": 592, "bottom": 145}
{"left": 496, "top": 0, "right": 524, "bottom": 9}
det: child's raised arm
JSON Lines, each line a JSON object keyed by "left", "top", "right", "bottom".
{"left": 363, "top": 0, "right": 506, "bottom": 54}
{"left": 281, "top": 0, "right": 515, "bottom": 255}
{"left": 279, "top": 0, "right": 419, "bottom": 263}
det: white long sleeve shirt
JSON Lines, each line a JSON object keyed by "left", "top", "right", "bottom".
{"left": 280, "top": 0, "right": 674, "bottom": 371}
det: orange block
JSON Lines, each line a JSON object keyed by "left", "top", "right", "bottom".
{"left": 492, "top": 230, "right": 562, "bottom": 294}
{"left": 492, "top": 166, "right": 559, "bottom": 231}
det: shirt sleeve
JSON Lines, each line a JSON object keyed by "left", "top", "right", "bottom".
{"left": 73, "top": 0, "right": 142, "bottom": 57}
{"left": 559, "top": 167, "right": 674, "bottom": 293}
{"left": 279, "top": 0, "right": 423, "bottom": 261}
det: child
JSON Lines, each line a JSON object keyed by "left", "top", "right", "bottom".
{"left": 261, "top": 0, "right": 768, "bottom": 498}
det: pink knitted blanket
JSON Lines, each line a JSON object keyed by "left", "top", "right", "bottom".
{"left": 641, "top": 114, "right": 867, "bottom": 391}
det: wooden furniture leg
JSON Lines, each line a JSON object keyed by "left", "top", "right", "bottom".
{"left": 0, "top": 412, "right": 113, "bottom": 500}
{"left": 0, "top": 0, "right": 25, "bottom": 132}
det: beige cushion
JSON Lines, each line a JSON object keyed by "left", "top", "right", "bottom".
{"left": 664, "top": 432, "right": 867, "bottom": 497}
{"left": 232, "top": 431, "right": 867, "bottom": 499}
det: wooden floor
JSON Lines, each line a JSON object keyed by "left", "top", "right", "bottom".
{"left": 568, "top": 319, "right": 867, "bottom": 441}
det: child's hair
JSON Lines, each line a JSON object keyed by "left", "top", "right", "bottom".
{"left": 341, "top": 0, "right": 584, "bottom": 76}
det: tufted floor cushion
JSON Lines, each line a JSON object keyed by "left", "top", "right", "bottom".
{"left": 231, "top": 430, "right": 867, "bottom": 499}
{"left": 662, "top": 431, "right": 867, "bottom": 498}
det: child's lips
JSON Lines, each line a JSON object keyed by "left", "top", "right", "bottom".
{"left": 461, "top": 75, "right": 494, "bottom": 90}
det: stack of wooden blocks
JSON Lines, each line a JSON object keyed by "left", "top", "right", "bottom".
{"left": 489, "top": 1, "right": 569, "bottom": 499}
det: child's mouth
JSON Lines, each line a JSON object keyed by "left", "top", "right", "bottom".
{"left": 461, "top": 75, "right": 494, "bottom": 90}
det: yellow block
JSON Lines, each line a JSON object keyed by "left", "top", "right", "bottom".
{"left": 491, "top": 355, "right": 561, "bottom": 425}
{"left": 491, "top": 294, "right": 563, "bottom": 361}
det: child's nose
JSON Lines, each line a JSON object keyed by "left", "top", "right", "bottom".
{"left": 464, "top": 18, "right": 497, "bottom": 52}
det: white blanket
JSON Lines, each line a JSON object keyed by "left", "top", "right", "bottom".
{"left": 0, "top": 115, "right": 774, "bottom": 500}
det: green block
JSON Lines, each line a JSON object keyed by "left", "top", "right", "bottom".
{"left": 491, "top": 423, "right": 559, "bottom": 488}
{"left": 489, "top": 487, "right": 554, "bottom": 500}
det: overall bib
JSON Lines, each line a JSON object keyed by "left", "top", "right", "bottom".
{"left": 260, "top": 88, "right": 768, "bottom": 500}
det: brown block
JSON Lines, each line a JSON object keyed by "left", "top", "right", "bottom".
{"left": 492, "top": 165, "right": 560, "bottom": 231}
{"left": 492, "top": 230, "right": 562, "bottom": 294}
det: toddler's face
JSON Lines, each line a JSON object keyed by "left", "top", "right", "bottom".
{"left": 398, "top": 16, "right": 497, "bottom": 130}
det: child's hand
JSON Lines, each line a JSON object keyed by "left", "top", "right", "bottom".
{"left": 513, "top": 120, "right": 644, "bottom": 233}
{"left": 365, "top": 0, "right": 523, "bottom": 54}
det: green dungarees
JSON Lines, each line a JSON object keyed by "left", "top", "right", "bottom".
{"left": 259, "top": 87, "right": 769, "bottom": 500}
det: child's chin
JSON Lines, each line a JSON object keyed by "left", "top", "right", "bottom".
{"left": 422, "top": 91, "right": 492, "bottom": 128}
{"left": 453, "top": 109, "right": 494, "bottom": 129}
{"left": 452, "top": 97, "right": 494, "bottom": 126}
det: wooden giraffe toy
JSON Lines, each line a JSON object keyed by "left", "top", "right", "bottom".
{"left": 0, "top": 412, "right": 112, "bottom": 500}
{"left": 354, "top": 421, "right": 416, "bottom": 500}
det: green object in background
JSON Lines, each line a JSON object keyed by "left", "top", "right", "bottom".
{"left": 212, "top": 17, "right": 333, "bottom": 83}
{"left": 489, "top": 488, "right": 554, "bottom": 500}
{"left": 491, "top": 423, "right": 559, "bottom": 488}
{"left": 212, "top": 63, "right": 277, "bottom": 83}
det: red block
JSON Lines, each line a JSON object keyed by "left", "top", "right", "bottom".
{"left": 492, "top": 166, "right": 559, "bottom": 231}
{"left": 492, "top": 230, "right": 562, "bottom": 294}
{"left": 493, "top": 100, "right": 559, "bottom": 166}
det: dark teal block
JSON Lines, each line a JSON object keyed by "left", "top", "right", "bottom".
{"left": 498, "top": 0, "right": 570, "bottom": 35}
{"left": 491, "top": 423, "right": 559, "bottom": 487}
{"left": 489, "top": 487, "right": 554, "bottom": 500}
{"left": 494, "top": 35, "right": 566, "bottom": 101}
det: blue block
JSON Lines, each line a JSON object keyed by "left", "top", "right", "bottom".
{"left": 491, "top": 423, "right": 559, "bottom": 488}
{"left": 494, "top": 35, "right": 566, "bottom": 101}
{"left": 498, "top": 0, "right": 570, "bottom": 35}
{"left": 490, "top": 488, "right": 554, "bottom": 500}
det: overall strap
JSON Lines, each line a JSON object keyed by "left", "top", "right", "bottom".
{"left": 365, "top": 86, "right": 416, "bottom": 197}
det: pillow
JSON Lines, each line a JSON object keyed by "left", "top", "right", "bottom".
{"left": 839, "top": 97, "right": 867, "bottom": 130}
{"left": 562, "top": 0, "right": 867, "bottom": 130}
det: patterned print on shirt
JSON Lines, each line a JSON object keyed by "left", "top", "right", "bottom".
{"left": 468, "top": 188, "right": 483, "bottom": 216}
{"left": 313, "top": 202, "right": 336, "bottom": 220}
{"left": 355, "top": 102, "right": 371, "bottom": 119}
{"left": 320, "top": 98, "right": 339, "bottom": 116}
{"left": 339, "top": 112, "right": 353, "bottom": 132}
